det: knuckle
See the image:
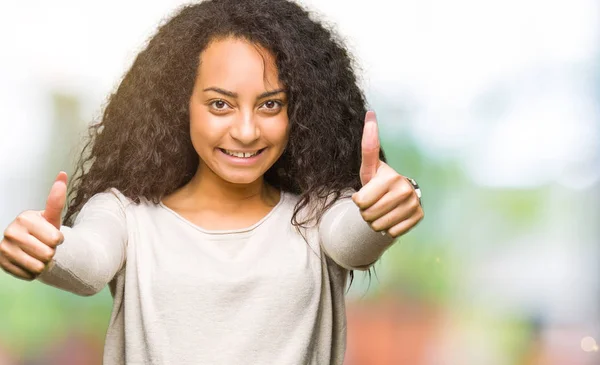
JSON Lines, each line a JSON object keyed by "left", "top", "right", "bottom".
{"left": 15, "top": 213, "right": 30, "bottom": 226}
{"left": 40, "top": 248, "right": 56, "bottom": 263}
{"left": 0, "top": 242, "right": 9, "bottom": 256}
{"left": 395, "top": 187, "right": 411, "bottom": 200}
{"left": 48, "top": 235, "right": 59, "bottom": 246}
{"left": 31, "top": 265, "right": 45, "bottom": 276}
{"left": 47, "top": 237, "right": 61, "bottom": 248}
{"left": 390, "top": 174, "right": 403, "bottom": 184}
{"left": 360, "top": 210, "right": 372, "bottom": 222}
{"left": 410, "top": 197, "right": 421, "bottom": 210}
{"left": 402, "top": 184, "right": 414, "bottom": 196}
{"left": 390, "top": 225, "right": 404, "bottom": 238}
{"left": 3, "top": 225, "right": 17, "bottom": 240}
{"left": 14, "top": 215, "right": 23, "bottom": 225}
{"left": 370, "top": 221, "right": 382, "bottom": 232}
{"left": 353, "top": 196, "right": 364, "bottom": 207}
{"left": 51, "top": 231, "right": 64, "bottom": 246}
{"left": 28, "top": 260, "right": 45, "bottom": 275}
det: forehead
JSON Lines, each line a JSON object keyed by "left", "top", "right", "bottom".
{"left": 197, "top": 37, "right": 281, "bottom": 90}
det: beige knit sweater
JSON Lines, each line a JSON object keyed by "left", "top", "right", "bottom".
{"left": 38, "top": 188, "right": 395, "bottom": 364}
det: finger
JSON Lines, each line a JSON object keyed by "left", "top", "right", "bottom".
{"left": 0, "top": 239, "right": 46, "bottom": 276}
{"left": 4, "top": 221, "right": 56, "bottom": 262}
{"left": 0, "top": 254, "right": 35, "bottom": 281}
{"left": 10, "top": 233, "right": 56, "bottom": 264}
{"left": 387, "top": 209, "right": 425, "bottom": 238}
{"left": 352, "top": 175, "right": 389, "bottom": 211}
{"left": 359, "top": 111, "right": 381, "bottom": 185}
{"left": 360, "top": 189, "right": 412, "bottom": 222}
{"left": 24, "top": 213, "right": 64, "bottom": 248}
{"left": 11, "top": 212, "right": 64, "bottom": 248}
{"left": 353, "top": 162, "right": 399, "bottom": 209}
{"left": 42, "top": 171, "right": 68, "bottom": 229}
{"left": 370, "top": 203, "right": 417, "bottom": 233}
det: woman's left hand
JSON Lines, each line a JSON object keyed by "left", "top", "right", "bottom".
{"left": 352, "top": 111, "right": 424, "bottom": 238}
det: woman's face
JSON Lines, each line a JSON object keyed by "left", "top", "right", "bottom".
{"left": 189, "top": 37, "right": 289, "bottom": 186}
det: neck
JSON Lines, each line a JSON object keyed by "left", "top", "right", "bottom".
{"left": 184, "top": 164, "right": 276, "bottom": 208}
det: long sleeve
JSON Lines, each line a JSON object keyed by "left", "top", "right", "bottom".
{"left": 319, "top": 196, "right": 395, "bottom": 271}
{"left": 37, "top": 189, "right": 128, "bottom": 296}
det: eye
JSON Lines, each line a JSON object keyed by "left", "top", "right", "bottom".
{"left": 259, "top": 100, "right": 283, "bottom": 112}
{"left": 209, "top": 99, "right": 231, "bottom": 111}
{"left": 264, "top": 100, "right": 277, "bottom": 109}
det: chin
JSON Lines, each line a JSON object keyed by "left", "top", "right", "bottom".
{"left": 218, "top": 170, "right": 265, "bottom": 185}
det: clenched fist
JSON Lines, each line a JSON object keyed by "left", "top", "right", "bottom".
{"left": 352, "top": 111, "right": 424, "bottom": 238}
{"left": 0, "top": 172, "right": 68, "bottom": 280}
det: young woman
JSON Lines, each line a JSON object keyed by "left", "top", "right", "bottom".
{"left": 0, "top": 0, "right": 423, "bottom": 363}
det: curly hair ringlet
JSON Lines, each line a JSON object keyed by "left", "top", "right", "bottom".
{"left": 64, "top": 0, "right": 387, "bottom": 286}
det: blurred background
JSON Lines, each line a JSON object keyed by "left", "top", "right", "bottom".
{"left": 0, "top": 0, "right": 598, "bottom": 364}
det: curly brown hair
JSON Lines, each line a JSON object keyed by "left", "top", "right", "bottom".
{"left": 65, "top": 0, "right": 386, "bottom": 233}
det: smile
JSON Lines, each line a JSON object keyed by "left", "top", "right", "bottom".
{"left": 219, "top": 148, "right": 265, "bottom": 158}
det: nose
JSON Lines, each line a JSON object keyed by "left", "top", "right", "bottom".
{"left": 230, "top": 111, "right": 260, "bottom": 145}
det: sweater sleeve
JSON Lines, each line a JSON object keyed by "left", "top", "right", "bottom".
{"left": 318, "top": 195, "right": 395, "bottom": 271}
{"left": 37, "top": 189, "right": 128, "bottom": 296}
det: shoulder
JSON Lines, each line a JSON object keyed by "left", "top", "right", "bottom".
{"left": 83, "top": 188, "right": 134, "bottom": 209}
{"left": 76, "top": 188, "right": 139, "bottom": 221}
{"left": 269, "top": 190, "right": 299, "bottom": 223}
{"left": 280, "top": 190, "right": 300, "bottom": 207}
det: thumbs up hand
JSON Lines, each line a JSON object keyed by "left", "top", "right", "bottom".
{"left": 0, "top": 172, "right": 67, "bottom": 280}
{"left": 352, "top": 112, "right": 424, "bottom": 238}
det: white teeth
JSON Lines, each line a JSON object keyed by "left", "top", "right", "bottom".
{"left": 223, "top": 149, "right": 259, "bottom": 158}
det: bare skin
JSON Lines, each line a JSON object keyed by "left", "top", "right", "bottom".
{"left": 0, "top": 172, "right": 66, "bottom": 281}
{"left": 161, "top": 37, "right": 289, "bottom": 231}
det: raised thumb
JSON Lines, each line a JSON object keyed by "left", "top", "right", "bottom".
{"left": 359, "top": 111, "right": 381, "bottom": 185}
{"left": 42, "top": 171, "right": 68, "bottom": 229}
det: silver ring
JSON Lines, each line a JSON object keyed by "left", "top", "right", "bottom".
{"left": 406, "top": 177, "right": 422, "bottom": 206}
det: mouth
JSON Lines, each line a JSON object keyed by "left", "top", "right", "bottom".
{"left": 218, "top": 148, "right": 266, "bottom": 159}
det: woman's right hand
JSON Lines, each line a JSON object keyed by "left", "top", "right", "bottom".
{"left": 0, "top": 172, "right": 68, "bottom": 281}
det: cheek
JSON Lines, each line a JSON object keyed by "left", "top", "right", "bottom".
{"left": 266, "top": 117, "right": 290, "bottom": 147}
{"left": 189, "top": 120, "right": 207, "bottom": 153}
{"left": 189, "top": 103, "right": 205, "bottom": 143}
{"left": 189, "top": 111, "right": 225, "bottom": 149}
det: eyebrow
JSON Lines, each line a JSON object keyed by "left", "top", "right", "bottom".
{"left": 203, "top": 87, "right": 286, "bottom": 99}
